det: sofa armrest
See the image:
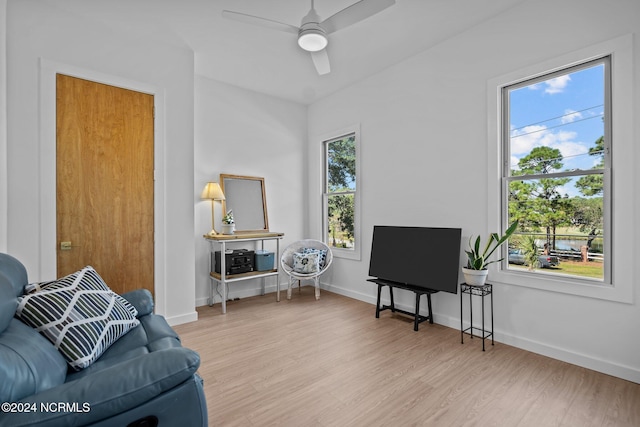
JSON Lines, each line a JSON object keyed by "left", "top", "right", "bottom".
{"left": 121, "top": 289, "right": 154, "bottom": 317}
{"left": 0, "top": 347, "right": 200, "bottom": 427}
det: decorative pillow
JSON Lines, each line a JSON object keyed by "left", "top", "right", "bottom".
{"left": 301, "top": 247, "right": 328, "bottom": 268}
{"left": 15, "top": 266, "right": 139, "bottom": 370}
{"left": 24, "top": 280, "right": 56, "bottom": 294}
{"left": 292, "top": 251, "right": 320, "bottom": 274}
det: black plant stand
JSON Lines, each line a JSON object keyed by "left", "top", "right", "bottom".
{"left": 460, "top": 282, "right": 493, "bottom": 351}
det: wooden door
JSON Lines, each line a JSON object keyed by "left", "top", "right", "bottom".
{"left": 56, "top": 74, "right": 154, "bottom": 295}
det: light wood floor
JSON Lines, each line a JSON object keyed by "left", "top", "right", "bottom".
{"left": 174, "top": 288, "right": 640, "bottom": 427}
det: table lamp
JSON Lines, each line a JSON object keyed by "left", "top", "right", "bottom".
{"left": 201, "top": 182, "right": 225, "bottom": 235}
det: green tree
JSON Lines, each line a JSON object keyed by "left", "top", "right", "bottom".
{"left": 512, "top": 146, "right": 571, "bottom": 250}
{"left": 572, "top": 136, "right": 605, "bottom": 249}
{"left": 570, "top": 197, "right": 603, "bottom": 250}
{"left": 327, "top": 136, "right": 355, "bottom": 247}
{"left": 328, "top": 194, "right": 354, "bottom": 247}
{"left": 575, "top": 136, "right": 604, "bottom": 196}
{"left": 327, "top": 136, "right": 355, "bottom": 191}
{"left": 518, "top": 146, "right": 564, "bottom": 175}
{"left": 509, "top": 180, "right": 542, "bottom": 231}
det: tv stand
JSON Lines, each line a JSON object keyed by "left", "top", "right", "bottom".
{"left": 367, "top": 278, "right": 438, "bottom": 331}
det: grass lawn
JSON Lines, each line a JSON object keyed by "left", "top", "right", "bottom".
{"left": 557, "top": 260, "right": 604, "bottom": 278}
{"left": 509, "top": 260, "right": 603, "bottom": 279}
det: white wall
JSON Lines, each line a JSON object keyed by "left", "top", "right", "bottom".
{"left": 308, "top": 0, "right": 640, "bottom": 382}
{"left": 194, "top": 76, "right": 307, "bottom": 307}
{"left": 0, "top": 0, "right": 7, "bottom": 253}
{"left": 5, "top": 1, "right": 196, "bottom": 324}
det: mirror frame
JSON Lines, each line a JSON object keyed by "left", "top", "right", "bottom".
{"left": 219, "top": 174, "right": 269, "bottom": 233}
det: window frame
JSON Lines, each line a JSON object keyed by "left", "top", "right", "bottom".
{"left": 486, "top": 35, "right": 633, "bottom": 303}
{"left": 321, "top": 125, "right": 361, "bottom": 261}
{"left": 501, "top": 57, "right": 611, "bottom": 285}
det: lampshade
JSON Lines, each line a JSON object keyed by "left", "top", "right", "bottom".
{"left": 298, "top": 27, "right": 327, "bottom": 52}
{"left": 201, "top": 182, "right": 225, "bottom": 201}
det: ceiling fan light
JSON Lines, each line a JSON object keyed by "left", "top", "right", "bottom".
{"left": 298, "top": 28, "right": 328, "bottom": 52}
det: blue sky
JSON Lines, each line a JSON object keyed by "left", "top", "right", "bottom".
{"left": 508, "top": 63, "right": 605, "bottom": 175}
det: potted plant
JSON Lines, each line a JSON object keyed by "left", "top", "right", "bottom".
{"left": 463, "top": 220, "right": 518, "bottom": 286}
{"left": 221, "top": 210, "right": 235, "bottom": 235}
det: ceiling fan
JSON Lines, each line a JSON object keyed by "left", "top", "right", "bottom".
{"left": 222, "top": 0, "right": 396, "bottom": 75}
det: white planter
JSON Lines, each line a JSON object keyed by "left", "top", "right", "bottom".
{"left": 462, "top": 267, "right": 489, "bottom": 286}
{"left": 221, "top": 224, "right": 235, "bottom": 235}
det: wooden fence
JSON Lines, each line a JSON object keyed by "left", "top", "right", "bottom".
{"left": 550, "top": 248, "right": 604, "bottom": 263}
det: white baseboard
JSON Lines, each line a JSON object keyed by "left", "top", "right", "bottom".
{"left": 166, "top": 310, "right": 198, "bottom": 326}
{"left": 498, "top": 329, "right": 640, "bottom": 383}
{"left": 323, "top": 282, "right": 378, "bottom": 305}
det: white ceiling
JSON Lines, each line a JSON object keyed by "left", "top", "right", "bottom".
{"left": 44, "top": 0, "right": 525, "bottom": 105}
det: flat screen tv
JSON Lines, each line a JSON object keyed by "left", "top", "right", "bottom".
{"left": 368, "top": 226, "right": 462, "bottom": 294}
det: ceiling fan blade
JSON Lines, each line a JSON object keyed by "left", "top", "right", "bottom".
{"left": 311, "top": 49, "right": 331, "bottom": 75}
{"left": 322, "top": 0, "right": 395, "bottom": 34}
{"left": 222, "top": 10, "right": 299, "bottom": 35}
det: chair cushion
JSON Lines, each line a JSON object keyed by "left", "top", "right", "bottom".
{"left": 293, "top": 251, "right": 320, "bottom": 274}
{"left": 15, "top": 266, "right": 139, "bottom": 370}
{"left": 121, "top": 289, "right": 155, "bottom": 317}
{"left": 301, "top": 247, "right": 328, "bottom": 268}
{"left": 0, "top": 319, "right": 68, "bottom": 402}
{"left": 0, "top": 253, "right": 29, "bottom": 298}
{"left": 0, "top": 253, "right": 28, "bottom": 334}
{"left": 0, "top": 272, "right": 18, "bottom": 334}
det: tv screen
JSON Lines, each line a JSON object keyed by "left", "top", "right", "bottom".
{"left": 368, "top": 226, "right": 462, "bottom": 294}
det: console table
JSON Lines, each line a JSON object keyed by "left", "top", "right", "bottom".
{"left": 460, "top": 282, "right": 494, "bottom": 350}
{"left": 368, "top": 278, "right": 438, "bottom": 331}
{"left": 204, "top": 232, "right": 284, "bottom": 313}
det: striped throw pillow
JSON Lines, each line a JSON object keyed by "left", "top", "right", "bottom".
{"left": 16, "top": 266, "right": 139, "bottom": 370}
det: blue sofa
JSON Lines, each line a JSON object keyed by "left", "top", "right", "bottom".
{"left": 0, "top": 253, "right": 208, "bottom": 427}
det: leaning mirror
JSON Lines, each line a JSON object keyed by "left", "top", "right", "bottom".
{"left": 220, "top": 174, "right": 269, "bottom": 233}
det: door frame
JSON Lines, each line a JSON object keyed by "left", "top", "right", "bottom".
{"left": 38, "top": 59, "right": 166, "bottom": 315}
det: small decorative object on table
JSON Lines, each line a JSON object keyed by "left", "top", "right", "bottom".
{"left": 221, "top": 210, "right": 235, "bottom": 235}
{"left": 462, "top": 220, "right": 518, "bottom": 286}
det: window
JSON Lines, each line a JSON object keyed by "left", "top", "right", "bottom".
{"left": 488, "top": 35, "right": 633, "bottom": 302}
{"left": 323, "top": 132, "right": 358, "bottom": 255}
{"left": 502, "top": 58, "right": 610, "bottom": 283}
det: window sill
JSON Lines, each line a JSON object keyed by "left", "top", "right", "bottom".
{"left": 330, "top": 246, "right": 361, "bottom": 261}
{"left": 489, "top": 266, "right": 632, "bottom": 304}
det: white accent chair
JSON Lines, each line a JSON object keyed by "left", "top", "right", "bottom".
{"left": 280, "top": 239, "right": 333, "bottom": 300}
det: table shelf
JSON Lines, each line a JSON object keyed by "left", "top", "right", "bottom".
{"left": 204, "top": 232, "right": 284, "bottom": 313}
{"left": 209, "top": 269, "right": 278, "bottom": 282}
